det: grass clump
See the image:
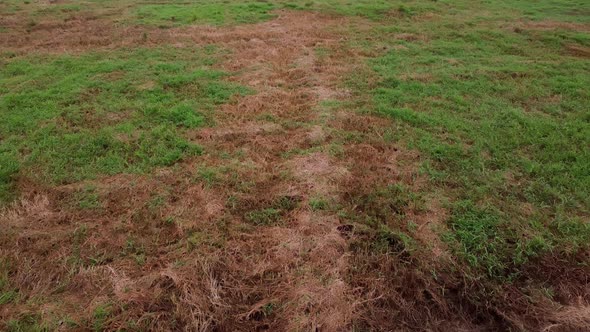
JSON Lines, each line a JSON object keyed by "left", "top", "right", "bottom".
{"left": 72, "top": 185, "right": 101, "bottom": 210}
{"left": 245, "top": 208, "right": 282, "bottom": 226}
{"left": 344, "top": 184, "right": 422, "bottom": 227}
{"left": 196, "top": 166, "right": 220, "bottom": 187}
{"left": 245, "top": 195, "right": 300, "bottom": 226}
{"left": 92, "top": 303, "right": 113, "bottom": 332}
{"left": 6, "top": 314, "right": 48, "bottom": 332}
{"left": 309, "top": 197, "right": 329, "bottom": 211}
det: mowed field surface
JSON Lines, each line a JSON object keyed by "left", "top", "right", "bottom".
{"left": 0, "top": 0, "right": 589, "bottom": 331}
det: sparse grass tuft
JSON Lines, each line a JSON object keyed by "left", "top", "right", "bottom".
{"left": 92, "top": 303, "right": 113, "bottom": 332}
{"left": 245, "top": 195, "right": 300, "bottom": 226}
{"left": 309, "top": 197, "right": 329, "bottom": 211}
{"left": 245, "top": 208, "right": 282, "bottom": 226}
{"left": 6, "top": 314, "right": 47, "bottom": 332}
{"left": 344, "top": 184, "right": 421, "bottom": 226}
{"left": 0, "top": 260, "right": 17, "bottom": 305}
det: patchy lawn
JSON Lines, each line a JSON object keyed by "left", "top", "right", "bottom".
{"left": 1, "top": 0, "right": 589, "bottom": 331}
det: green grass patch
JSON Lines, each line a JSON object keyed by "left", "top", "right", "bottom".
{"left": 360, "top": 0, "right": 590, "bottom": 277}
{"left": 5, "top": 314, "right": 48, "bottom": 332}
{"left": 447, "top": 201, "right": 513, "bottom": 278}
{"left": 493, "top": 0, "right": 590, "bottom": 23}
{"left": 245, "top": 208, "right": 283, "bottom": 226}
{"left": 71, "top": 185, "right": 101, "bottom": 210}
{"left": 0, "top": 47, "right": 250, "bottom": 203}
{"left": 309, "top": 196, "right": 329, "bottom": 211}
{"left": 244, "top": 195, "right": 300, "bottom": 226}
{"left": 92, "top": 303, "right": 114, "bottom": 332}
{"left": 136, "top": 2, "right": 276, "bottom": 26}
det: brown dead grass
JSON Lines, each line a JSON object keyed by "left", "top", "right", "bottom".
{"left": 394, "top": 32, "right": 427, "bottom": 42}
{"left": 290, "top": 152, "right": 350, "bottom": 196}
{"left": 0, "top": 11, "right": 367, "bottom": 330}
{"left": 0, "top": 13, "right": 168, "bottom": 53}
{"left": 520, "top": 20, "right": 590, "bottom": 32}
{"left": 548, "top": 305, "right": 590, "bottom": 331}
{"left": 565, "top": 44, "right": 590, "bottom": 58}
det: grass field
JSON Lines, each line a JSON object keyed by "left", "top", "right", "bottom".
{"left": 1, "top": 0, "right": 589, "bottom": 331}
